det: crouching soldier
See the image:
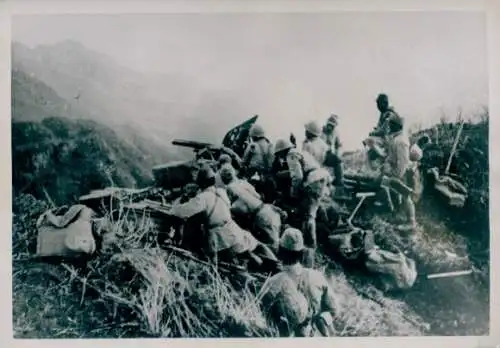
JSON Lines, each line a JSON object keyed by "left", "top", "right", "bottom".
{"left": 219, "top": 164, "right": 286, "bottom": 253}
{"left": 215, "top": 154, "right": 234, "bottom": 188}
{"left": 273, "top": 138, "right": 332, "bottom": 267}
{"left": 169, "top": 165, "right": 278, "bottom": 269}
{"left": 260, "top": 228, "right": 337, "bottom": 337}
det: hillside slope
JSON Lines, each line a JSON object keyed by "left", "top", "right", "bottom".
{"left": 11, "top": 68, "right": 184, "bottom": 205}
{"left": 12, "top": 117, "right": 155, "bottom": 205}
{"left": 11, "top": 41, "right": 197, "bottom": 140}
{"left": 12, "top": 68, "right": 77, "bottom": 122}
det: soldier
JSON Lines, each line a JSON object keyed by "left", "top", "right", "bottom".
{"left": 260, "top": 228, "right": 337, "bottom": 337}
{"left": 364, "top": 94, "right": 400, "bottom": 169}
{"left": 241, "top": 124, "right": 274, "bottom": 178}
{"left": 371, "top": 114, "right": 417, "bottom": 229}
{"left": 219, "top": 164, "right": 285, "bottom": 253}
{"left": 273, "top": 138, "right": 332, "bottom": 267}
{"left": 215, "top": 154, "right": 234, "bottom": 188}
{"left": 169, "top": 165, "right": 278, "bottom": 267}
{"left": 321, "top": 114, "right": 345, "bottom": 189}
{"left": 241, "top": 124, "right": 275, "bottom": 202}
{"left": 405, "top": 143, "right": 424, "bottom": 205}
{"left": 302, "top": 120, "right": 329, "bottom": 165}
{"left": 370, "top": 93, "right": 400, "bottom": 137}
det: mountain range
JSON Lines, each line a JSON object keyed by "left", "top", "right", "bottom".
{"left": 11, "top": 40, "right": 216, "bottom": 204}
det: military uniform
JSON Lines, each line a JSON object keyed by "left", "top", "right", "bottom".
{"left": 285, "top": 149, "right": 331, "bottom": 264}
{"left": 302, "top": 137, "right": 329, "bottom": 165}
{"left": 224, "top": 176, "right": 282, "bottom": 251}
{"left": 170, "top": 185, "right": 259, "bottom": 256}
{"left": 383, "top": 131, "right": 410, "bottom": 179}
{"left": 321, "top": 127, "right": 344, "bottom": 186}
{"left": 370, "top": 107, "right": 399, "bottom": 137}
{"left": 241, "top": 138, "right": 275, "bottom": 177}
{"left": 260, "top": 228, "right": 337, "bottom": 337}
{"left": 406, "top": 143, "right": 424, "bottom": 203}
{"left": 382, "top": 125, "right": 417, "bottom": 227}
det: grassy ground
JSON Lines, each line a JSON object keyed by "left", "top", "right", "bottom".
{"left": 12, "top": 193, "right": 426, "bottom": 338}
{"left": 11, "top": 116, "right": 489, "bottom": 338}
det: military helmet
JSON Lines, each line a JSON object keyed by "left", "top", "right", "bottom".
{"left": 219, "top": 163, "right": 236, "bottom": 184}
{"left": 304, "top": 121, "right": 321, "bottom": 136}
{"left": 274, "top": 138, "right": 294, "bottom": 155}
{"left": 409, "top": 144, "right": 423, "bottom": 162}
{"left": 280, "top": 228, "right": 305, "bottom": 252}
{"left": 327, "top": 114, "right": 339, "bottom": 126}
{"left": 196, "top": 165, "right": 216, "bottom": 186}
{"left": 218, "top": 154, "right": 232, "bottom": 165}
{"left": 249, "top": 124, "right": 265, "bottom": 138}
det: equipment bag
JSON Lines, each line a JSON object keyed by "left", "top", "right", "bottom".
{"left": 365, "top": 248, "right": 418, "bottom": 292}
{"left": 36, "top": 204, "right": 97, "bottom": 258}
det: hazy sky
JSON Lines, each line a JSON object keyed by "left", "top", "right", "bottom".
{"left": 12, "top": 12, "right": 488, "bottom": 150}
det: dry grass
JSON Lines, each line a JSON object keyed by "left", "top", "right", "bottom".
{"left": 13, "top": 191, "right": 429, "bottom": 338}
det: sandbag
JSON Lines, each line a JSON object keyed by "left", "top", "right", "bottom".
{"left": 36, "top": 205, "right": 97, "bottom": 258}
{"left": 365, "top": 248, "right": 418, "bottom": 292}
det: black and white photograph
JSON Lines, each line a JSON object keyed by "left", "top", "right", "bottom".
{"left": 7, "top": 1, "right": 494, "bottom": 341}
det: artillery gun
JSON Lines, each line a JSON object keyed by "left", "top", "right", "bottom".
{"left": 151, "top": 115, "right": 258, "bottom": 192}
{"left": 78, "top": 115, "right": 260, "bottom": 254}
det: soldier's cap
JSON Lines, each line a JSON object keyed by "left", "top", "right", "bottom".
{"left": 280, "top": 227, "right": 305, "bottom": 252}
{"left": 196, "top": 165, "right": 216, "bottom": 184}
{"left": 304, "top": 121, "right": 322, "bottom": 136}
{"left": 274, "top": 138, "right": 294, "bottom": 155}
{"left": 219, "top": 163, "right": 236, "bottom": 183}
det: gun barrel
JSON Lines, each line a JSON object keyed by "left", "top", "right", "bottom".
{"left": 172, "top": 139, "right": 214, "bottom": 150}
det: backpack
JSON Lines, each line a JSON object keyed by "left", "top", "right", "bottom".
{"left": 365, "top": 248, "right": 418, "bottom": 292}
{"left": 36, "top": 205, "right": 97, "bottom": 258}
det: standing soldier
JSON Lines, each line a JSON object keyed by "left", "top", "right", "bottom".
{"left": 169, "top": 165, "right": 278, "bottom": 268}
{"left": 321, "top": 114, "right": 345, "bottom": 189}
{"left": 241, "top": 124, "right": 274, "bottom": 178}
{"left": 302, "top": 120, "right": 329, "bottom": 165}
{"left": 241, "top": 124, "right": 275, "bottom": 201}
{"left": 370, "top": 93, "right": 400, "bottom": 137}
{"left": 260, "top": 228, "right": 337, "bottom": 337}
{"left": 273, "top": 138, "right": 332, "bottom": 267}
{"left": 364, "top": 93, "right": 400, "bottom": 169}
{"left": 370, "top": 114, "right": 417, "bottom": 229}
{"left": 219, "top": 164, "right": 285, "bottom": 253}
